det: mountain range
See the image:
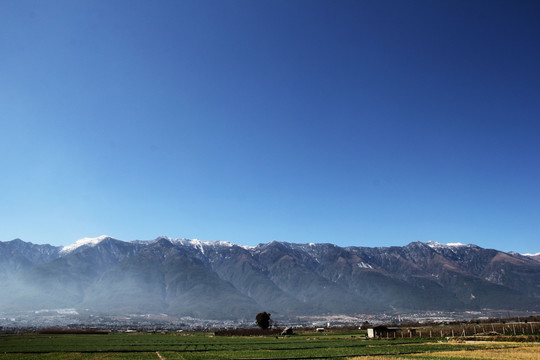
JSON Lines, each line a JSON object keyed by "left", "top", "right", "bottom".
{"left": 1, "top": 236, "right": 539, "bottom": 320}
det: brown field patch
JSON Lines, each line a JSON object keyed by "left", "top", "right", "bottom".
{"left": 350, "top": 343, "right": 540, "bottom": 360}
{"left": 411, "top": 344, "right": 540, "bottom": 359}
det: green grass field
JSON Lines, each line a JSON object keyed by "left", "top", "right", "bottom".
{"left": 0, "top": 331, "right": 537, "bottom": 360}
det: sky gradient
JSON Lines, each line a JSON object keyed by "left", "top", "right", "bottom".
{"left": 1, "top": 0, "right": 539, "bottom": 253}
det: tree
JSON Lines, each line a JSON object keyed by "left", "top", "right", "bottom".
{"left": 255, "top": 311, "right": 272, "bottom": 330}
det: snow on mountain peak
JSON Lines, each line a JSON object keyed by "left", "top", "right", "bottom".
{"left": 61, "top": 235, "right": 111, "bottom": 253}
{"left": 168, "top": 237, "right": 242, "bottom": 252}
{"left": 427, "top": 241, "right": 466, "bottom": 249}
{"left": 190, "top": 239, "right": 205, "bottom": 254}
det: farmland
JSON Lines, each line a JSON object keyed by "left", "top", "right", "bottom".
{"left": 0, "top": 328, "right": 539, "bottom": 360}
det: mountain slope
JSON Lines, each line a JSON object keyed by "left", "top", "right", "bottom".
{"left": 0, "top": 237, "right": 538, "bottom": 319}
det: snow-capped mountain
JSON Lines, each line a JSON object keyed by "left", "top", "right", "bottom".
{"left": 0, "top": 237, "right": 538, "bottom": 319}
{"left": 60, "top": 235, "right": 112, "bottom": 253}
{"left": 524, "top": 252, "right": 540, "bottom": 263}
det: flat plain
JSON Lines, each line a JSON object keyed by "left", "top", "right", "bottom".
{"left": 0, "top": 331, "right": 538, "bottom": 360}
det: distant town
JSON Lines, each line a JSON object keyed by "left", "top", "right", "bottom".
{"left": 1, "top": 308, "right": 537, "bottom": 333}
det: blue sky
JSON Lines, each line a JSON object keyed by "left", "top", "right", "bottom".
{"left": 1, "top": 0, "right": 539, "bottom": 253}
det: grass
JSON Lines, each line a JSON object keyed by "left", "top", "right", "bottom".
{"left": 0, "top": 332, "right": 537, "bottom": 360}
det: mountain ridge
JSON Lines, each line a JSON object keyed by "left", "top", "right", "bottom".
{"left": 1, "top": 237, "right": 538, "bottom": 319}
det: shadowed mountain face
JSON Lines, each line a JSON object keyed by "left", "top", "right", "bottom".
{"left": 0, "top": 237, "right": 538, "bottom": 319}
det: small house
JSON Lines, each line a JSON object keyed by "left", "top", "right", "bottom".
{"left": 367, "top": 326, "right": 399, "bottom": 338}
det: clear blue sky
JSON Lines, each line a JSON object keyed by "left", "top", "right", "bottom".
{"left": 1, "top": 0, "right": 539, "bottom": 254}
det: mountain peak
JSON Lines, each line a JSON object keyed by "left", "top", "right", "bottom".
{"left": 7, "top": 238, "right": 27, "bottom": 246}
{"left": 426, "top": 241, "right": 469, "bottom": 249}
{"left": 61, "top": 235, "right": 112, "bottom": 254}
{"left": 154, "top": 235, "right": 173, "bottom": 242}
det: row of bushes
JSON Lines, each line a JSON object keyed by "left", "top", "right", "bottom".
{"left": 38, "top": 328, "right": 110, "bottom": 334}
{"left": 214, "top": 328, "right": 283, "bottom": 336}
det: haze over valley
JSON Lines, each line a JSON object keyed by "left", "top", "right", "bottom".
{"left": 1, "top": 236, "right": 538, "bottom": 327}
